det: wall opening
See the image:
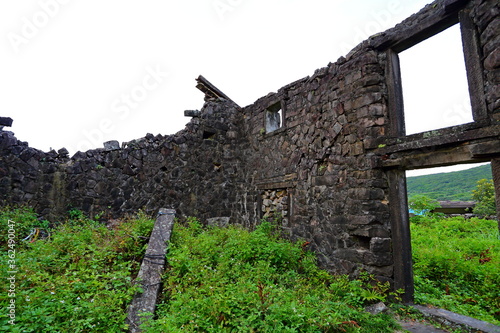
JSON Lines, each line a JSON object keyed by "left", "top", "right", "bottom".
{"left": 406, "top": 162, "right": 492, "bottom": 201}
{"left": 404, "top": 162, "right": 497, "bottom": 308}
{"left": 203, "top": 130, "right": 216, "bottom": 140}
{"left": 261, "top": 188, "right": 289, "bottom": 226}
{"left": 265, "top": 102, "right": 283, "bottom": 133}
{"left": 399, "top": 24, "right": 473, "bottom": 135}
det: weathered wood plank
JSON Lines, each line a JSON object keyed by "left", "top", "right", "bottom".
{"left": 387, "top": 169, "right": 414, "bottom": 303}
{"left": 196, "top": 75, "right": 240, "bottom": 108}
{"left": 126, "top": 208, "right": 175, "bottom": 333}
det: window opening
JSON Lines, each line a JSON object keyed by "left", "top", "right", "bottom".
{"left": 265, "top": 102, "right": 283, "bottom": 133}
{"left": 399, "top": 24, "right": 473, "bottom": 135}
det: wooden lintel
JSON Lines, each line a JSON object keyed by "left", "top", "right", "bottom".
{"left": 469, "top": 141, "right": 500, "bottom": 158}
{"left": 256, "top": 173, "right": 298, "bottom": 190}
{"left": 379, "top": 142, "right": 498, "bottom": 170}
{"left": 375, "top": 123, "right": 499, "bottom": 155}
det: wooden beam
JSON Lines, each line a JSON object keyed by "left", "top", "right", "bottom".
{"left": 378, "top": 139, "right": 500, "bottom": 170}
{"left": 126, "top": 208, "right": 175, "bottom": 333}
{"left": 375, "top": 123, "right": 499, "bottom": 155}
{"left": 459, "top": 10, "right": 488, "bottom": 121}
{"left": 385, "top": 49, "right": 405, "bottom": 137}
{"left": 387, "top": 169, "right": 414, "bottom": 302}
{"left": 196, "top": 75, "right": 240, "bottom": 108}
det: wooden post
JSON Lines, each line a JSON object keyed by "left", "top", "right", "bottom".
{"left": 387, "top": 169, "right": 414, "bottom": 303}
{"left": 126, "top": 208, "right": 175, "bottom": 333}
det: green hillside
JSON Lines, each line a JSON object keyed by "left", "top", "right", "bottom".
{"left": 406, "top": 164, "right": 492, "bottom": 201}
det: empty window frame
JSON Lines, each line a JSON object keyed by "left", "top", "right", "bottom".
{"left": 399, "top": 24, "right": 473, "bottom": 134}
{"left": 265, "top": 101, "right": 284, "bottom": 133}
{"left": 386, "top": 9, "right": 486, "bottom": 137}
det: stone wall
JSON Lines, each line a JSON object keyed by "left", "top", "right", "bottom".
{"left": 1, "top": 0, "right": 498, "bottom": 299}
{"left": 242, "top": 49, "right": 392, "bottom": 279}
{"left": 0, "top": 99, "right": 248, "bottom": 222}
{"left": 239, "top": 0, "right": 499, "bottom": 292}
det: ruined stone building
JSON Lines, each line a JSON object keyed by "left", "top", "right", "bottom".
{"left": 1, "top": 0, "right": 499, "bottom": 301}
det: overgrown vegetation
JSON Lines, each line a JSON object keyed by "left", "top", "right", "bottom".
{"left": 0, "top": 206, "right": 155, "bottom": 332}
{"left": 142, "top": 218, "right": 401, "bottom": 332}
{"left": 3, "top": 205, "right": 499, "bottom": 331}
{"left": 410, "top": 214, "right": 500, "bottom": 325}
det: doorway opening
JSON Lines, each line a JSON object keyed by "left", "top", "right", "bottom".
{"left": 404, "top": 162, "right": 499, "bottom": 324}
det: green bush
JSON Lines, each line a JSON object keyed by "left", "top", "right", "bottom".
{"left": 472, "top": 179, "right": 497, "bottom": 217}
{"left": 142, "top": 219, "right": 401, "bottom": 332}
{"left": 411, "top": 216, "right": 499, "bottom": 325}
{"left": 0, "top": 208, "right": 154, "bottom": 332}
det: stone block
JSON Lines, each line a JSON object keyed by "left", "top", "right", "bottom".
{"left": 0, "top": 117, "right": 13, "bottom": 127}
{"left": 352, "top": 93, "right": 382, "bottom": 109}
{"left": 365, "top": 302, "right": 388, "bottom": 315}
{"left": 351, "top": 142, "right": 364, "bottom": 156}
{"left": 313, "top": 175, "right": 336, "bottom": 186}
{"left": 368, "top": 103, "right": 386, "bottom": 116}
{"left": 363, "top": 251, "right": 393, "bottom": 266}
{"left": 57, "top": 148, "right": 69, "bottom": 157}
{"left": 104, "top": 140, "right": 120, "bottom": 151}
{"left": 370, "top": 237, "right": 391, "bottom": 253}
{"left": 184, "top": 110, "right": 201, "bottom": 117}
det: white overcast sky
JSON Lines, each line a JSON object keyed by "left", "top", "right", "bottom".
{"left": 0, "top": 0, "right": 487, "bottom": 176}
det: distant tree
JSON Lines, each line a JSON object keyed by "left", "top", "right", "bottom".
{"left": 408, "top": 195, "right": 441, "bottom": 216}
{"left": 472, "top": 179, "right": 496, "bottom": 217}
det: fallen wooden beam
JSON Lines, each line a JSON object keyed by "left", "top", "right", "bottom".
{"left": 126, "top": 208, "right": 175, "bottom": 333}
{"left": 195, "top": 75, "right": 240, "bottom": 108}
